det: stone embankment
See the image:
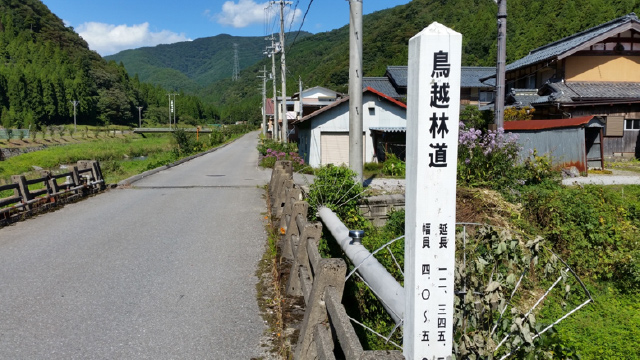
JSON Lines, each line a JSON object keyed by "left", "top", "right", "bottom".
{"left": 0, "top": 146, "right": 47, "bottom": 161}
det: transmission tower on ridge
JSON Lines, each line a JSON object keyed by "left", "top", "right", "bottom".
{"left": 232, "top": 43, "right": 240, "bottom": 81}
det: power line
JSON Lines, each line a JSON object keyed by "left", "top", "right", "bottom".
{"left": 288, "top": 0, "right": 300, "bottom": 33}
{"left": 287, "top": 0, "right": 314, "bottom": 53}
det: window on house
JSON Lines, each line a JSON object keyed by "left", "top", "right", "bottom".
{"left": 526, "top": 75, "right": 536, "bottom": 89}
{"left": 625, "top": 119, "right": 640, "bottom": 131}
{"left": 506, "top": 81, "right": 514, "bottom": 93}
{"left": 479, "top": 91, "right": 495, "bottom": 103}
{"left": 605, "top": 116, "right": 625, "bottom": 136}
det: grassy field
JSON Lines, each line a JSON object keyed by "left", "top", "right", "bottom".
{"left": 0, "top": 134, "right": 173, "bottom": 185}
{"left": 1, "top": 126, "right": 254, "bottom": 193}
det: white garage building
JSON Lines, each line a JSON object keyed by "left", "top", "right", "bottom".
{"left": 293, "top": 87, "right": 407, "bottom": 168}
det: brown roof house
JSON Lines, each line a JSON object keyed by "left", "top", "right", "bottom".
{"left": 485, "top": 13, "right": 640, "bottom": 158}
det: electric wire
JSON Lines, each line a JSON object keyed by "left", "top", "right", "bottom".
{"left": 288, "top": 0, "right": 300, "bottom": 33}
{"left": 286, "top": 0, "right": 314, "bottom": 53}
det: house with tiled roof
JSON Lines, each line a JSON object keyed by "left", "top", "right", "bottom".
{"left": 485, "top": 13, "right": 640, "bottom": 157}
{"left": 363, "top": 66, "right": 495, "bottom": 106}
{"left": 291, "top": 87, "right": 407, "bottom": 167}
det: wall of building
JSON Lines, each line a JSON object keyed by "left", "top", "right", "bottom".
{"left": 570, "top": 107, "right": 640, "bottom": 156}
{"left": 566, "top": 56, "right": 640, "bottom": 82}
{"left": 508, "top": 127, "right": 587, "bottom": 172}
{"left": 301, "top": 92, "right": 406, "bottom": 167}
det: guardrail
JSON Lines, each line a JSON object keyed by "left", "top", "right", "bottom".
{"left": 269, "top": 161, "right": 404, "bottom": 360}
{"left": 0, "top": 160, "right": 105, "bottom": 225}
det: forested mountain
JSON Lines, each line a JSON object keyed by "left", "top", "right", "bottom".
{"left": 198, "top": 0, "right": 640, "bottom": 121}
{"left": 105, "top": 32, "right": 311, "bottom": 94}
{"left": 0, "top": 0, "right": 217, "bottom": 129}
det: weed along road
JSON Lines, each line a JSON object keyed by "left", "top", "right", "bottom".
{"left": 0, "top": 131, "right": 272, "bottom": 359}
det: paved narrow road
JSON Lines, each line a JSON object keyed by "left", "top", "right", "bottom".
{"left": 0, "top": 132, "right": 272, "bottom": 359}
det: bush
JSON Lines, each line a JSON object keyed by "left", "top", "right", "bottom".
{"left": 457, "top": 123, "right": 522, "bottom": 190}
{"left": 171, "top": 128, "right": 204, "bottom": 156}
{"left": 381, "top": 153, "right": 405, "bottom": 177}
{"left": 521, "top": 149, "right": 562, "bottom": 185}
{"left": 257, "top": 138, "right": 297, "bottom": 156}
{"left": 209, "top": 129, "right": 225, "bottom": 146}
{"left": 307, "top": 165, "right": 364, "bottom": 224}
{"left": 522, "top": 185, "right": 640, "bottom": 292}
{"left": 260, "top": 149, "right": 307, "bottom": 172}
{"left": 364, "top": 162, "right": 383, "bottom": 172}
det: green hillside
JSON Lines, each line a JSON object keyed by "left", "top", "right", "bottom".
{"left": 199, "top": 0, "right": 640, "bottom": 121}
{"left": 105, "top": 32, "right": 311, "bottom": 93}
{"left": 0, "top": 0, "right": 217, "bottom": 128}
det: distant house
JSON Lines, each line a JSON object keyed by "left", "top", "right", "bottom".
{"left": 291, "top": 86, "right": 344, "bottom": 119}
{"left": 264, "top": 97, "right": 296, "bottom": 138}
{"left": 485, "top": 13, "right": 640, "bottom": 157}
{"left": 292, "top": 87, "right": 407, "bottom": 167}
{"left": 364, "top": 66, "right": 495, "bottom": 106}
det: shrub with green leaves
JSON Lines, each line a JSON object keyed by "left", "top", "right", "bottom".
{"left": 257, "top": 138, "right": 297, "bottom": 156}
{"left": 522, "top": 185, "right": 640, "bottom": 292}
{"left": 307, "top": 165, "right": 364, "bottom": 224}
{"left": 381, "top": 153, "right": 405, "bottom": 177}
{"left": 457, "top": 124, "right": 522, "bottom": 190}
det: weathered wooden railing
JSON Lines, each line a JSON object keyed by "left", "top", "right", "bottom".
{"left": 0, "top": 160, "right": 105, "bottom": 224}
{"left": 269, "top": 161, "right": 404, "bottom": 360}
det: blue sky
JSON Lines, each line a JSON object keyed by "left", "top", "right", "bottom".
{"left": 40, "top": 0, "right": 412, "bottom": 56}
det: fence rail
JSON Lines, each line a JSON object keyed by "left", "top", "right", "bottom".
{"left": 269, "top": 160, "right": 404, "bottom": 360}
{"left": 0, "top": 160, "right": 105, "bottom": 224}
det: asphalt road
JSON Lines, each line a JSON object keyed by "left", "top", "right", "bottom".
{"left": 0, "top": 131, "right": 272, "bottom": 359}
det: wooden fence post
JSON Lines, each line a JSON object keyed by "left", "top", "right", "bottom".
{"left": 11, "top": 175, "right": 32, "bottom": 210}
{"left": 287, "top": 221, "right": 322, "bottom": 297}
{"left": 294, "top": 258, "right": 347, "bottom": 360}
{"left": 45, "top": 171, "right": 58, "bottom": 196}
{"left": 281, "top": 201, "right": 308, "bottom": 260}
{"left": 279, "top": 185, "right": 302, "bottom": 231}
{"left": 275, "top": 178, "right": 294, "bottom": 218}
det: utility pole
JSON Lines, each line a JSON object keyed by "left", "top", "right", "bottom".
{"left": 298, "top": 76, "right": 303, "bottom": 120}
{"left": 266, "top": 36, "right": 279, "bottom": 141}
{"left": 232, "top": 43, "right": 240, "bottom": 81}
{"left": 70, "top": 100, "right": 79, "bottom": 131}
{"left": 167, "top": 93, "right": 178, "bottom": 129}
{"left": 272, "top": 0, "right": 292, "bottom": 142}
{"left": 349, "top": 0, "right": 364, "bottom": 182}
{"left": 495, "top": 0, "right": 507, "bottom": 128}
{"left": 137, "top": 106, "right": 143, "bottom": 128}
{"left": 259, "top": 66, "right": 268, "bottom": 136}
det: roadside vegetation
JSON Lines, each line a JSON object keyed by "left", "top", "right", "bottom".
{"left": 271, "top": 119, "right": 639, "bottom": 358}
{"left": 0, "top": 124, "right": 256, "bottom": 188}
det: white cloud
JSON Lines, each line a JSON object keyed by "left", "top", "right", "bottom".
{"left": 76, "top": 22, "right": 191, "bottom": 56}
{"left": 214, "top": 0, "right": 302, "bottom": 28}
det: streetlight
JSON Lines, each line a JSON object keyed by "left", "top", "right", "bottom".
{"left": 70, "top": 100, "right": 79, "bottom": 131}
{"left": 137, "top": 106, "right": 143, "bottom": 128}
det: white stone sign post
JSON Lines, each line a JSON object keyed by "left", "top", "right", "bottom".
{"left": 404, "top": 23, "right": 461, "bottom": 360}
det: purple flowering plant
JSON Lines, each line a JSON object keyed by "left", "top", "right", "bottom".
{"left": 260, "top": 147, "right": 306, "bottom": 171}
{"left": 457, "top": 122, "right": 523, "bottom": 189}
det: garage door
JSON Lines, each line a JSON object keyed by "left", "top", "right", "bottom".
{"left": 320, "top": 132, "right": 365, "bottom": 166}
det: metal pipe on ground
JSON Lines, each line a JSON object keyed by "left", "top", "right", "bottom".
{"left": 318, "top": 206, "right": 405, "bottom": 324}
